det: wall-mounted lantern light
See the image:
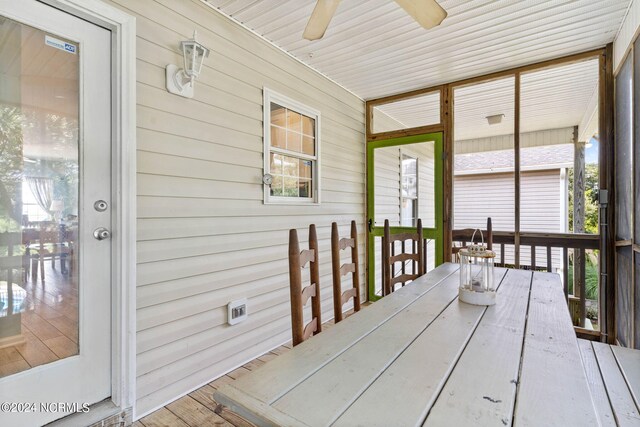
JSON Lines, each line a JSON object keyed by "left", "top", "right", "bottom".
{"left": 166, "top": 30, "right": 210, "bottom": 98}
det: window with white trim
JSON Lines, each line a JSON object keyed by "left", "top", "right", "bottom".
{"left": 264, "top": 89, "right": 320, "bottom": 204}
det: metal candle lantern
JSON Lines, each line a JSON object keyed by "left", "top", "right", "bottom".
{"left": 458, "top": 229, "right": 496, "bottom": 306}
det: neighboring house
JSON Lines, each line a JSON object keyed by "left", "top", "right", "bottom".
{"left": 454, "top": 134, "right": 575, "bottom": 270}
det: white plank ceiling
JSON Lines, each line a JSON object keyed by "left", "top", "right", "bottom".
{"left": 205, "top": 0, "right": 630, "bottom": 100}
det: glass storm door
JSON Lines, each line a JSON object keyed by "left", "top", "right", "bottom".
{"left": 367, "top": 133, "right": 445, "bottom": 300}
{"left": 0, "top": 1, "right": 112, "bottom": 425}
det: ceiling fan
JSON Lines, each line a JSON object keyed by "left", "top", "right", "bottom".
{"left": 303, "top": 0, "right": 447, "bottom": 40}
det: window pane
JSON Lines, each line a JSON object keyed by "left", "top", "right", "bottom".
{"left": 302, "top": 115, "right": 315, "bottom": 137}
{"left": 287, "top": 131, "right": 302, "bottom": 153}
{"left": 269, "top": 153, "right": 282, "bottom": 174}
{"left": 271, "top": 103, "right": 286, "bottom": 127}
{"left": 282, "top": 155, "right": 298, "bottom": 176}
{"left": 520, "top": 59, "right": 599, "bottom": 237}
{"left": 286, "top": 110, "right": 301, "bottom": 132}
{"left": 270, "top": 125, "right": 285, "bottom": 149}
{"left": 302, "top": 136, "right": 315, "bottom": 156}
{"left": 283, "top": 176, "right": 298, "bottom": 197}
{"left": 374, "top": 141, "right": 435, "bottom": 227}
{"left": 372, "top": 91, "right": 440, "bottom": 134}
{"left": 401, "top": 155, "right": 417, "bottom": 198}
{"left": 299, "top": 159, "right": 312, "bottom": 179}
{"left": 270, "top": 175, "right": 283, "bottom": 196}
{"left": 299, "top": 179, "right": 312, "bottom": 198}
{"left": 453, "top": 76, "right": 515, "bottom": 232}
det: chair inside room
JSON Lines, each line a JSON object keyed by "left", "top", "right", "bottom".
{"left": 382, "top": 218, "right": 425, "bottom": 296}
{"left": 288, "top": 224, "right": 322, "bottom": 346}
{"left": 331, "top": 221, "right": 361, "bottom": 323}
{"left": 0, "top": 232, "right": 28, "bottom": 288}
{"left": 30, "top": 222, "right": 72, "bottom": 282}
{"left": 451, "top": 217, "right": 493, "bottom": 262}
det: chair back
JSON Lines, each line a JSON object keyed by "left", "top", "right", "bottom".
{"left": 288, "top": 224, "right": 322, "bottom": 346}
{"left": 451, "top": 218, "right": 493, "bottom": 261}
{"left": 331, "top": 221, "right": 361, "bottom": 323}
{"left": 0, "top": 232, "right": 25, "bottom": 285}
{"left": 382, "top": 219, "right": 425, "bottom": 296}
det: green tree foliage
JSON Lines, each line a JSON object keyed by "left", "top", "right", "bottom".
{"left": 0, "top": 106, "right": 24, "bottom": 230}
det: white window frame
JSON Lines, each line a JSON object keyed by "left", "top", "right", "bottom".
{"left": 263, "top": 88, "right": 321, "bottom": 205}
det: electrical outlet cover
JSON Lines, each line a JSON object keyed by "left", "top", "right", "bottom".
{"left": 228, "top": 298, "right": 248, "bottom": 325}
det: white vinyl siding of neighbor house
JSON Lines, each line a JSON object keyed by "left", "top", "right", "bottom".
{"left": 454, "top": 170, "right": 565, "bottom": 269}
{"left": 104, "top": 0, "right": 365, "bottom": 417}
{"left": 453, "top": 127, "right": 574, "bottom": 269}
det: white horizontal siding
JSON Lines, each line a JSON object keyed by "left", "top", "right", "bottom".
{"left": 105, "top": 0, "right": 366, "bottom": 417}
{"left": 454, "top": 170, "right": 564, "bottom": 269}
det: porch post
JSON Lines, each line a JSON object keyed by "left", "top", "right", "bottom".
{"left": 573, "top": 125, "right": 586, "bottom": 327}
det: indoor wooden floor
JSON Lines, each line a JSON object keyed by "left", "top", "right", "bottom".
{"left": 134, "top": 307, "right": 369, "bottom": 427}
{"left": 0, "top": 262, "right": 78, "bottom": 377}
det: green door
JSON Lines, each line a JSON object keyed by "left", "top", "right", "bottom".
{"left": 367, "top": 133, "right": 445, "bottom": 301}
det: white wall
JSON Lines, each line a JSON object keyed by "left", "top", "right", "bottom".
{"left": 105, "top": 0, "right": 366, "bottom": 417}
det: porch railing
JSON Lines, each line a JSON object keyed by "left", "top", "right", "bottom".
{"left": 452, "top": 230, "right": 600, "bottom": 332}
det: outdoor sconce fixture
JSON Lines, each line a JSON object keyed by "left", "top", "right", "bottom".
{"left": 485, "top": 114, "right": 505, "bottom": 125}
{"left": 166, "top": 30, "right": 210, "bottom": 98}
{"left": 458, "top": 229, "right": 497, "bottom": 306}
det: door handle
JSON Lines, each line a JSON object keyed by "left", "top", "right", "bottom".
{"left": 368, "top": 218, "right": 373, "bottom": 232}
{"left": 93, "top": 227, "right": 111, "bottom": 241}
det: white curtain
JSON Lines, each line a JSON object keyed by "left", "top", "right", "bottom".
{"left": 26, "top": 177, "right": 53, "bottom": 217}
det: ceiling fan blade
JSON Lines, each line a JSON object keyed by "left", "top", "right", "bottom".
{"left": 395, "top": 0, "right": 447, "bottom": 29}
{"left": 303, "top": 0, "right": 341, "bottom": 41}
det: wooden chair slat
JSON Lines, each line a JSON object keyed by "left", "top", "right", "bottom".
{"left": 301, "top": 283, "right": 317, "bottom": 306}
{"left": 302, "top": 318, "right": 318, "bottom": 341}
{"left": 299, "top": 249, "right": 315, "bottom": 267}
{"left": 331, "top": 221, "right": 361, "bottom": 323}
{"left": 341, "top": 288, "right": 358, "bottom": 306}
{"left": 390, "top": 273, "right": 420, "bottom": 286}
{"left": 389, "top": 253, "right": 419, "bottom": 263}
{"left": 338, "top": 237, "right": 355, "bottom": 250}
{"left": 340, "top": 263, "right": 356, "bottom": 276}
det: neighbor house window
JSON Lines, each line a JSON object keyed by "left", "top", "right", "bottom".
{"left": 264, "top": 89, "right": 320, "bottom": 204}
{"left": 400, "top": 154, "right": 418, "bottom": 226}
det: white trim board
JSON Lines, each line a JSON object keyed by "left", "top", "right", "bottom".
{"left": 40, "top": 0, "right": 138, "bottom": 418}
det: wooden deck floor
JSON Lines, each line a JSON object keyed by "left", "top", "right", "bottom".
{"left": 133, "top": 315, "right": 352, "bottom": 427}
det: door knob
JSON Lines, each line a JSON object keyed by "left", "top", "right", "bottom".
{"left": 93, "top": 227, "right": 111, "bottom": 241}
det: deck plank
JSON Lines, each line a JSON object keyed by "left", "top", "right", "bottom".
{"left": 165, "top": 395, "right": 232, "bottom": 426}
{"left": 611, "top": 344, "right": 640, "bottom": 409}
{"left": 577, "top": 340, "right": 617, "bottom": 426}
{"left": 593, "top": 342, "right": 640, "bottom": 425}
{"left": 514, "top": 271, "right": 598, "bottom": 426}
{"left": 216, "top": 263, "right": 459, "bottom": 405}
{"left": 424, "top": 269, "right": 532, "bottom": 426}
{"left": 138, "top": 407, "right": 189, "bottom": 427}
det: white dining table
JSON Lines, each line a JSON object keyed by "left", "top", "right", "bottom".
{"left": 214, "top": 263, "right": 600, "bottom": 426}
